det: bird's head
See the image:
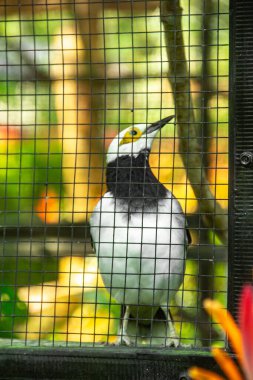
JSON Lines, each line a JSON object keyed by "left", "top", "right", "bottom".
{"left": 106, "top": 115, "right": 175, "bottom": 164}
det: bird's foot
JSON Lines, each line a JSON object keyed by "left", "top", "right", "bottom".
{"left": 114, "top": 334, "right": 132, "bottom": 346}
{"left": 165, "top": 336, "right": 180, "bottom": 347}
{"left": 113, "top": 305, "right": 132, "bottom": 346}
{"left": 165, "top": 337, "right": 193, "bottom": 348}
{"left": 180, "top": 343, "right": 193, "bottom": 348}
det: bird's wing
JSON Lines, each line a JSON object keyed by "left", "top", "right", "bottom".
{"left": 89, "top": 196, "right": 103, "bottom": 254}
{"left": 89, "top": 230, "right": 95, "bottom": 253}
{"left": 169, "top": 191, "right": 192, "bottom": 246}
{"left": 186, "top": 224, "right": 192, "bottom": 245}
{"left": 89, "top": 192, "right": 115, "bottom": 253}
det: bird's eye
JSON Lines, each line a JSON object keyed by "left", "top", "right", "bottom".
{"left": 119, "top": 126, "right": 142, "bottom": 146}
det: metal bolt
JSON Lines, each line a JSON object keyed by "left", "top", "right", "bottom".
{"left": 240, "top": 151, "right": 253, "bottom": 167}
{"left": 179, "top": 372, "right": 191, "bottom": 380}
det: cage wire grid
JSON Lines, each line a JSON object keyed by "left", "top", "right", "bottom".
{"left": 0, "top": 0, "right": 228, "bottom": 353}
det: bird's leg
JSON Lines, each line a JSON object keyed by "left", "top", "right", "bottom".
{"left": 161, "top": 307, "right": 180, "bottom": 347}
{"left": 115, "top": 305, "right": 132, "bottom": 346}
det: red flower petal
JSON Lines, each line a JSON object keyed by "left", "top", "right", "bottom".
{"left": 239, "top": 284, "right": 253, "bottom": 380}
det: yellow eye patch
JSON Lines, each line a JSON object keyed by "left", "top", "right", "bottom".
{"left": 119, "top": 127, "right": 142, "bottom": 146}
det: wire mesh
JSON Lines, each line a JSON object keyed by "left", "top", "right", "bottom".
{"left": 0, "top": 0, "right": 228, "bottom": 350}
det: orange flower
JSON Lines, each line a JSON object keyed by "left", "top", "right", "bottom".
{"left": 35, "top": 189, "right": 60, "bottom": 224}
{"left": 0, "top": 125, "right": 21, "bottom": 140}
{"left": 203, "top": 299, "right": 243, "bottom": 365}
{"left": 188, "top": 285, "right": 253, "bottom": 380}
{"left": 188, "top": 367, "right": 225, "bottom": 380}
{"left": 211, "top": 348, "right": 243, "bottom": 380}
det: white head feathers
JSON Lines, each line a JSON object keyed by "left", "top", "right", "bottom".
{"left": 106, "top": 115, "right": 175, "bottom": 164}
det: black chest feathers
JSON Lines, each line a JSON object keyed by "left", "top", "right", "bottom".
{"left": 106, "top": 153, "right": 167, "bottom": 209}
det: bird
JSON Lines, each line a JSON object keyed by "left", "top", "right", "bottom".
{"left": 89, "top": 115, "right": 191, "bottom": 346}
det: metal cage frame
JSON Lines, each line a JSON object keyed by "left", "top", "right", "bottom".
{"left": 0, "top": 0, "right": 251, "bottom": 378}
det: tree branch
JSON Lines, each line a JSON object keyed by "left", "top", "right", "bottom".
{"left": 160, "top": 0, "right": 227, "bottom": 244}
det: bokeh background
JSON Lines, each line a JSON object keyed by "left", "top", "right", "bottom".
{"left": 0, "top": 0, "right": 228, "bottom": 347}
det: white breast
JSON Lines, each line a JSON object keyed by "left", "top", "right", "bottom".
{"left": 90, "top": 192, "right": 186, "bottom": 307}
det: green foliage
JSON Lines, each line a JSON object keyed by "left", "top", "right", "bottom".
{"left": 0, "top": 136, "right": 62, "bottom": 225}
{"left": 0, "top": 286, "right": 27, "bottom": 339}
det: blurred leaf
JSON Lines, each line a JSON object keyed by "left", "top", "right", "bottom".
{"left": 17, "top": 256, "right": 120, "bottom": 343}
{"left": 0, "top": 286, "right": 28, "bottom": 338}
{"left": 0, "top": 129, "right": 63, "bottom": 225}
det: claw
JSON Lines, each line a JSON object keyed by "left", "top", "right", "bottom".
{"left": 165, "top": 337, "right": 180, "bottom": 347}
{"left": 114, "top": 334, "right": 132, "bottom": 346}
{"left": 165, "top": 337, "right": 193, "bottom": 348}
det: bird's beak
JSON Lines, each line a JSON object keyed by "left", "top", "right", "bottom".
{"left": 145, "top": 115, "right": 175, "bottom": 134}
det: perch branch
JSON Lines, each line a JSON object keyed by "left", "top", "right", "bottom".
{"left": 161, "top": 0, "right": 227, "bottom": 244}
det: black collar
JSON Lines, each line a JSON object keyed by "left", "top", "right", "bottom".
{"left": 106, "top": 152, "right": 167, "bottom": 209}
